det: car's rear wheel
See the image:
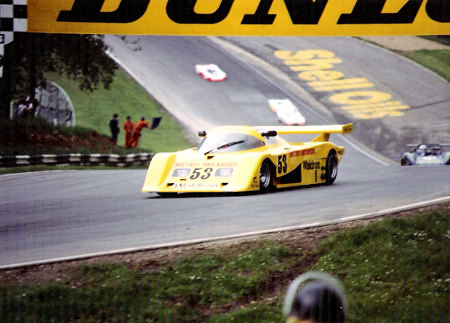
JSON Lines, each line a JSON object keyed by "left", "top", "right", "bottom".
{"left": 260, "top": 160, "right": 273, "bottom": 193}
{"left": 325, "top": 150, "right": 338, "bottom": 185}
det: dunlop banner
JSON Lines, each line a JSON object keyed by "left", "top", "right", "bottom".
{"left": 27, "top": 0, "right": 449, "bottom": 36}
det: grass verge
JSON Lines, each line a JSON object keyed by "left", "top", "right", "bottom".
{"left": 1, "top": 204, "right": 448, "bottom": 322}
{"left": 0, "top": 117, "right": 133, "bottom": 156}
{"left": 313, "top": 208, "right": 449, "bottom": 322}
{"left": 45, "top": 69, "right": 193, "bottom": 153}
{"left": 0, "top": 68, "right": 194, "bottom": 173}
{"left": 358, "top": 36, "right": 450, "bottom": 83}
{"left": 395, "top": 49, "right": 450, "bottom": 82}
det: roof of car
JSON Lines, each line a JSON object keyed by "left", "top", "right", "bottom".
{"left": 208, "top": 125, "right": 262, "bottom": 137}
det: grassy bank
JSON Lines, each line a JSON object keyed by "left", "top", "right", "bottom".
{"left": 0, "top": 117, "right": 132, "bottom": 156}
{"left": 2, "top": 68, "right": 192, "bottom": 158}
{"left": 395, "top": 50, "right": 450, "bottom": 82}
{"left": 313, "top": 209, "right": 449, "bottom": 322}
{"left": 358, "top": 36, "right": 450, "bottom": 83}
{"left": 1, "top": 205, "right": 448, "bottom": 322}
{"left": 45, "top": 69, "right": 193, "bottom": 153}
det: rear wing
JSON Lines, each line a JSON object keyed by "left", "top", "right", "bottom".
{"left": 257, "top": 123, "right": 353, "bottom": 142}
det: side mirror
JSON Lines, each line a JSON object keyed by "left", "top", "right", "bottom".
{"left": 198, "top": 130, "right": 207, "bottom": 137}
{"left": 261, "top": 130, "right": 277, "bottom": 137}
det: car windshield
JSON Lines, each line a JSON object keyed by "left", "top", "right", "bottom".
{"left": 197, "top": 132, "right": 265, "bottom": 154}
{"left": 415, "top": 144, "right": 442, "bottom": 156}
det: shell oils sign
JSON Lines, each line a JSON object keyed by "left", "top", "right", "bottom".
{"left": 27, "top": 0, "right": 449, "bottom": 35}
{"left": 274, "top": 49, "right": 411, "bottom": 119}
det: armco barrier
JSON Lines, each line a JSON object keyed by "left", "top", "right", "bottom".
{"left": 0, "top": 153, "right": 153, "bottom": 167}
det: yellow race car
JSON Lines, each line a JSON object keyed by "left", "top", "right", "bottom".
{"left": 142, "top": 124, "right": 353, "bottom": 196}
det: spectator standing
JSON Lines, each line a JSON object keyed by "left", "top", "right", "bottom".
{"left": 109, "top": 113, "right": 120, "bottom": 144}
{"left": 17, "top": 95, "right": 33, "bottom": 117}
{"left": 123, "top": 116, "right": 135, "bottom": 148}
{"left": 130, "top": 116, "right": 150, "bottom": 148}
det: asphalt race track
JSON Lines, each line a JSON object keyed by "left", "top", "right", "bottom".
{"left": 1, "top": 37, "right": 449, "bottom": 268}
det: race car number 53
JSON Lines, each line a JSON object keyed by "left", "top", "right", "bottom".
{"left": 190, "top": 167, "right": 213, "bottom": 180}
{"left": 278, "top": 155, "right": 287, "bottom": 174}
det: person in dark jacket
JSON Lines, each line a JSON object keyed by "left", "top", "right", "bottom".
{"left": 109, "top": 113, "right": 120, "bottom": 144}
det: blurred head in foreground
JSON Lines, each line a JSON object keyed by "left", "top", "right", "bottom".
{"left": 283, "top": 272, "right": 346, "bottom": 323}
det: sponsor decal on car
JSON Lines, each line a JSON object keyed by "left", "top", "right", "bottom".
{"left": 173, "top": 182, "right": 221, "bottom": 189}
{"left": 290, "top": 148, "right": 316, "bottom": 157}
{"left": 303, "top": 160, "right": 320, "bottom": 170}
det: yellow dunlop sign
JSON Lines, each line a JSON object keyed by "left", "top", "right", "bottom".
{"left": 28, "top": 0, "right": 449, "bottom": 36}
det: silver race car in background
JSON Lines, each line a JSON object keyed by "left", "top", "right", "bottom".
{"left": 401, "top": 144, "right": 450, "bottom": 165}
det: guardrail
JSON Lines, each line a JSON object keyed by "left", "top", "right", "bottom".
{"left": 0, "top": 153, "right": 153, "bottom": 167}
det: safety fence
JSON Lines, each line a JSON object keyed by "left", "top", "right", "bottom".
{"left": 0, "top": 153, "right": 153, "bottom": 168}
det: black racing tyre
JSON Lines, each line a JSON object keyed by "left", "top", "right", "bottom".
{"left": 259, "top": 160, "right": 273, "bottom": 193}
{"left": 401, "top": 158, "right": 411, "bottom": 166}
{"left": 325, "top": 150, "right": 338, "bottom": 185}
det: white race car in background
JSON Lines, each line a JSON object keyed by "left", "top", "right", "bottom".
{"left": 195, "top": 64, "right": 227, "bottom": 82}
{"left": 269, "top": 99, "right": 306, "bottom": 126}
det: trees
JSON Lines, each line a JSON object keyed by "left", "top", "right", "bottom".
{"left": 0, "top": 33, "right": 118, "bottom": 119}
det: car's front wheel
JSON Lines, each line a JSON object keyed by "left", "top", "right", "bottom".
{"left": 401, "top": 158, "right": 411, "bottom": 166}
{"left": 325, "top": 150, "right": 338, "bottom": 185}
{"left": 259, "top": 160, "right": 273, "bottom": 193}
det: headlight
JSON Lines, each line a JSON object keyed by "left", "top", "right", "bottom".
{"left": 215, "top": 168, "right": 233, "bottom": 177}
{"left": 172, "top": 168, "right": 190, "bottom": 177}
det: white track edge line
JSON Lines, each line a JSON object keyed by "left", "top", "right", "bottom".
{"left": 2, "top": 196, "right": 449, "bottom": 270}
